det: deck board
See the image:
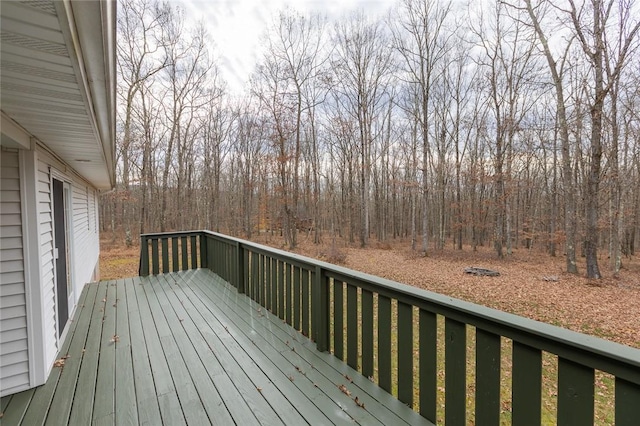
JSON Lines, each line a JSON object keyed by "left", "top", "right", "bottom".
{"left": 1, "top": 269, "right": 434, "bottom": 425}
{"left": 164, "top": 273, "right": 317, "bottom": 425}
{"left": 93, "top": 281, "right": 117, "bottom": 423}
{"left": 186, "top": 270, "right": 409, "bottom": 425}
{"left": 163, "top": 276, "right": 285, "bottom": 425}
{"left": 133, "top": 278, "right": 186, "bottom": 426}
{"left": 149, "top": 275, "right": 239, "bottom": 425}
{"left": 44, "top": 282, "right": 98, "bottom": 426}
{"left": 67, "top": 281, "right": 106, "bottom": 425}
{"left": 114, "top": 279, "right": 138, "bottom": 426}
{"left": 124, "top": 277, "right": 163, "bottom": 426}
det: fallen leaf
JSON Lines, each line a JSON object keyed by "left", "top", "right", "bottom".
{"left": 338, "top": 384, "right": 351, "bottom": 396}
{"left": 110, "top": 335, "right": 120, "bottom": 343}
{"left": 256, "top": 387, "right": 263, "bottom": 393}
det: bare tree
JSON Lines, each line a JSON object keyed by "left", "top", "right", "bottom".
{"left": 332, "top": 12, "right": 394, "bottom": 247}
{"left": 473, "top": 1, "right": 539, "bottom": 258}
{"left": 392, "top": 0, "right": 452, "bottom": 255}
{"left": 567, "top": 0, "right": 640, "bottom": 278}
{"left": 116, "top": 0, "right": 168, "bottom": 244}
{"left": 159, "top": 12, "right": 214, "bottom": 231}
{"left": 260, "top": 9, "right": 328, "bottom": 248}
{"left": 522, "top": 0, "right": 580, "bottom": 272}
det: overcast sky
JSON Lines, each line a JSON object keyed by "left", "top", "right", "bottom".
{"left": 181, "top": 0, "right": 398, "bottom": 94}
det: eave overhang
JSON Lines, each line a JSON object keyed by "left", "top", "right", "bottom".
{"left": 1, "top": 0, "right": 116, "bottom": 190}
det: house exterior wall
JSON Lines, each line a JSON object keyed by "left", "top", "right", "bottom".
{"left": 70, "top": 183, "right": 100, "bottom": 293}
{"left": 0, "top": 148, "right": 29, "bottom": 396}
{"left": 0, "top": 145, "right": 102, "bottom": 398}
{"left": 36, "top": 149, "right": 101, "bottom": 375}
{"left": 36, "top": 158, "right": 58, "bottom": 373}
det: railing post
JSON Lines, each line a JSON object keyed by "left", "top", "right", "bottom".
{"left": 312, "top": 265, "right": 329, "bottom": 352}
{"left": 151, "top": 238, "right": 159, "bottom": 275}
{"left": 139, "top": 235, "right": 149, "bottom": 276}
{"left": 200, "top": 233, "right": 208, "bottom": 270}
{"left": 236, "top": 242, "right": 245, "bottom": 294}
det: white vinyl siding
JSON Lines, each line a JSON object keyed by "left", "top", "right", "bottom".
{"left": 0, "top": 149, "right": 29, "bottom": 395}
{"left": 1, "top": 147, "right": 103, "bottom": 398}
{"left": 37, "top": 160, "right": 58, "bottom": 369}
{"left": 70, "top": 183, "right": 99, "bottom": 300}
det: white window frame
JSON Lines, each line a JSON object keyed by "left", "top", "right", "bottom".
{"left": 49, "top": 170, "right": 75, "bottom": 344}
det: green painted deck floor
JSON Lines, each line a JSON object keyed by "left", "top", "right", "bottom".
{"left": 1, "top": 269, "right": 430, "bottom": 425}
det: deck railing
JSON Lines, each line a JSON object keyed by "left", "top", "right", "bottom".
{"left": 140, "top": 230, "right": 640, "bottom": 425}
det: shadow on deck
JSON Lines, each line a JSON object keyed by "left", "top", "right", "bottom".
{"left": 1, "top": 269, "right": 428, "bottom": 425}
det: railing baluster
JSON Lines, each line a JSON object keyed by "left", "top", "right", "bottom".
{"left": 476, "top": 329, "right": 500, "bottom": 425}
{"left": 419, "top": 309, "right": 437, "bottom": 422}
{"left": 265, "top": 256, "right": 272, "bottom": 311}
{"left": 445, "top": 318, "right": 466, "bottom": 426}
{"left": 181, "top": 236, "right": 188, "bottom": 271}
{"left": 161, "top": 238, "right": 169, "bottom": 273}
{"left": 271, "top": 258, "right": 278, "bottom": 315}
{"left": 512, "top": 342, "right": 541, "bottom": 424}
{"left": 302, "top": 268, "right": 310, "bottom": 338}
{"left": 615, "top": 377, "right": 640, "bottom": 426}
{"left": 236, "top": 243, "right": 245, "bottom": 293}
{"left": 278, "top": 260, "right": 285, "bottom": 320}
{"left": 250, "top": 251, "right": 258, "bottom": 300}
{"left": 312, "top": 265, "right": 329, "bottom": 352}
{"left": 398, "top": 301, "right": 413, "bottom": 406}
{"left": 151, "top": 238, "right": 159, "bottom": 275}
{"left": 199, "top": 234, "right": 207, "bottom": 269}
{"left": 347, "top": 283, "right": 358, "bottom": 370}
{"left": 558, "top": 357, "right": 594, "bottom": 425}
{"left": 285, "top": 263, "right": 293, "bottom": 326}
{"left": 334, "top": 280, "right": 344, "bottom": 360}
{"left": 214, "top": 240, "right": 222, "bottom": 276}
{"left": 257, "top": 254, "right": 266, "bottom": 306}
{"left": 224, "top": 244, "right": 232, "bottom": 286}
{"left": 293, "top": 266, "right": 301, "bottom": 331}
{"left": 190, "top": 235, "right": 197, "bottom": 269}
{"left": 361, "top": 289, "right": 374, "bottom": 379}
{"left": 378, "top": 294, "right": 392, "bottom": 393}
{"left": 172, "top": 237, "right": 179, "bottom": 272}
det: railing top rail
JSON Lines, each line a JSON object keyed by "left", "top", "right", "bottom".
{"left": 143, "top": 230, "right": 640, "bottom": 383}
{"left": 141, "top": 231, "right": 203, "bottom": 238}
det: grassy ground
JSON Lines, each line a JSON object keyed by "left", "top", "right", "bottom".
{"left": 100, "top": 232, "right": 638, "bottom": 424}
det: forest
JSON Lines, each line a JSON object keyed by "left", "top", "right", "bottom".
{"left": 102, "top": 0, "right": 640, "bottom": 279}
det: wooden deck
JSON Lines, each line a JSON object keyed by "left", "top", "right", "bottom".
{"left": 1, "top": 269, "right": 430, "bottom": 425}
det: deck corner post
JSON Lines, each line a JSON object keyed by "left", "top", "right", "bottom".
{"left": 312, "top": 265, "right": 329, "bottom": 352}
{"left": 236, "top": 242, "right": 245, "bottom": 294}
{"left": 200, "top": 233, "right": 208, "bottom": 270}
{"left": 139, "top": 235, "right": 149, "bottom": 276}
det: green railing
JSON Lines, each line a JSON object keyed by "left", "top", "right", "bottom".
{"left": 139, "top": 230, "right": 640, "bottom": 425}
